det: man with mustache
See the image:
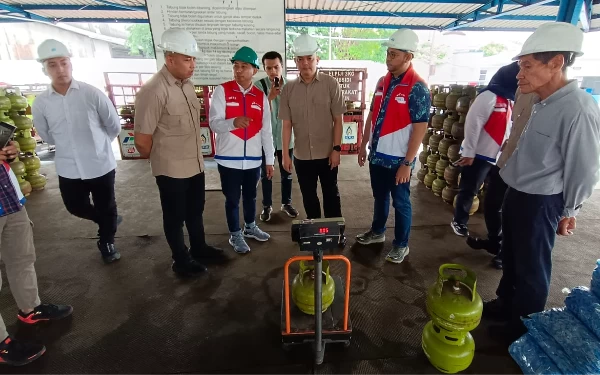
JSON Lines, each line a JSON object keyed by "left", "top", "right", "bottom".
{"left": 209, "top": 46, "right": 275, "bottom": 254}
{"left": 32, "top": 39, "right": 122, "bottom": 264}
{"left": 135, "top": 28, "right": 223, "bottom": 277}
{"left": 484, "top": 22, "right": 600, "bottom": 343}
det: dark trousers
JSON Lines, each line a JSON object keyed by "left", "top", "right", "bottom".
{"left": 261, "top": 148, "right": 293, "bottom": 206}
{"left": 155, "top": 173, "right": 206, "bottom": 262}
{"left": 218, "top": 165, "right": 261, "bottom": 233}
{"left": 58, "top": 169, "right": 117, "bottom": 244}
{"left": 369, "top": 163, "right": 412, "bottom": 247}
{"left": 496, "top": 188, "right": 563, "bottom": 323}
{"left": 454, "top": 158, "right": 492, "bottom": 225}
{"left": 484, "top": 165, "right": 509, "bottom": 251}
{"left": 293, "top": 157, "right": 342, "bottom": 219}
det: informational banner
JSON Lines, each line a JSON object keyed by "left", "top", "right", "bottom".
{"left": 321, "top": 70, "right": 362, "bottom": 102}
{"left": 146, "top": 0, "right": 286, "bottom": 85}
{"left": 341, "top": 122, "right": 358, "bottom": 145}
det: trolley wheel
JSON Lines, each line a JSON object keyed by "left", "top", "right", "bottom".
{"left": 343, "top": 340, "right": 351, "bottom": 348}
{"left": 282, "top": 342, "right": 293, "bottom": 352}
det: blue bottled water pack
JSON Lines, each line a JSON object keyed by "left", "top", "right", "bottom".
{"left": 528, "top": 308, "right": 600, "bottom": 374}
{"left": 565, "top": 286, "right": 600, "bottom": 340}
{"left": 522, "top": 318, "right": 576, "bottom": 375}
{"left": 592, "top": 259, "right": 600, "bottom": 299}
{"left": 509, "top": 332, "right": 563, "bottom": 375}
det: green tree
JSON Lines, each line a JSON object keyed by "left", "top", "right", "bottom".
{"left": 481, "top": 42, "right": 507, "bottom": 57}
{"left": 333, "top": 28, "right": 395, "bottom": 61}
{"left": 125, "top": 24, "right": 155, "bottom": 58}
{"left": 414, "top": 42, "right": 449, "bottom": 65}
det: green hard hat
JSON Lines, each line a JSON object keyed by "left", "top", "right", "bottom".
{"left": 231, "top": 46, "right": 260, "bottom": 68}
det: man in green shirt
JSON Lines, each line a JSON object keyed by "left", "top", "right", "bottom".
{"left": 255, "top": 51, "right": 298, "bottom": 221}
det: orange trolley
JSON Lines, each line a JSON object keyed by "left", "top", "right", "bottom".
{"left": 281, "top": 218, "right": 353, "bottom": 365}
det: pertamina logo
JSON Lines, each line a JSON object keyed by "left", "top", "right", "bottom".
{"left": 251, "top": 102, "right": 262, "bottom": 111}
{"left": 395, "top": 93, "right": 406, "bottom": 104}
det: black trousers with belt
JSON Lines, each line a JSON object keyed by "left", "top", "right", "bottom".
{"left": 58, "top": 169, "right": 117, "bottom": 244}
{"left": 483, "top": 165, "right": 509, "bottom": 252}
{"left": 293, "top": 157, "right": 342, "bottom": 219}
{"left": 496, "top": 187, "right": 563, "bottom": 324}
{"left": 155, "top": 172, "right": 206, "bottom": 263}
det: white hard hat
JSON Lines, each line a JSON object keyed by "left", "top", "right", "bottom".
{"left": 36, "top": 39, "right": 71, "bottom": 63}
{"left": 382, "top": 29, "right": 419, "bottom": 53}
{"left": 156, "top": 28, "right": 202, "bottom": 58}
{"left": 293, "top": 34, "right": 319, "bottom": 56}
{"left": 513, "top": 22, "right": 584, "bottom": 60}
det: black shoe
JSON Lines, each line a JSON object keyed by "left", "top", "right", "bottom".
{"left": 450, "top": 221, "right": 469, "bottom": 237}
{"left": 190, "top": 245, "right": 228, "bottom": 264}
{"left": 172, "top": 258, "right": 207, "bottom": 278}
{"left": 491, "top": 255, "right": 503, "bottom": 269}
{"left": 483, "top": 298, "right": 511, "bottom": 322}
{"left": 0, "top": 336, "right": 46, "bottom": 366}
{"left": 18, "top": 303, "right": 73, "bottom": 325}
{"left": 281, "top": 204, "right": 299, "bottom": 218}
{"left": 260, "top": 206, "right": 272, "bottom": 222}
{"left": 97, "top": 242, "right": 121, "bottom": 264}
{"left": 466, "top": 236, "right": 500, "bottom": 255}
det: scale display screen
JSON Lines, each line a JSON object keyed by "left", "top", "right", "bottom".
{"left": 291, "top": 218, "right": 345, "bottom": 252}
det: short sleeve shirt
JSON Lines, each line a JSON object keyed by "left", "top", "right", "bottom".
{"left": 278, "top": 72, "right": 346, "bottom": 160}
{"left": 134, "top": 65, "right": 205, "bottom": 178}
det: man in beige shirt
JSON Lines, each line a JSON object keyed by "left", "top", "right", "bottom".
{"left": 134, "top": 28, "right": 223, "bottom": 278}
{"left": 467, "top": 88, "right": 538, "bottom": 269}
{"left": 279, "top": 34, "right": 346, "bottom": 245}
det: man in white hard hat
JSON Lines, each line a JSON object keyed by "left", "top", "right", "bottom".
{"left": 484, "top": 22, "right": 600, "bottom": 343}
{"left": 356, "top": 29, "right": 431, "bottom": 264}
{"left": 0, "top": 141, "right": 73, "bottom": 366}
{"left": 279, "top": 34, "right": 347, "bottom": 246}
{"left": 209, "top": 46, "right": 274, "bottom": 255}
{"left": 135, "top": 28, "right": 224, "bottom": 277}
{"left": 32, "top": 39, "right": 122, "bottom": 264}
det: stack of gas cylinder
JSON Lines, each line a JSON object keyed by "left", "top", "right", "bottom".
{"left": 417, "top": 85, "right": 484, "bottom": 214}
{"left": 0, "top": 88, "right": 46, "bottom": 196}
{"left": 423, "top": 264, "right": 483, "bottom": 373}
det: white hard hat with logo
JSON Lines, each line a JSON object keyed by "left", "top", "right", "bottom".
{"left": 382, "top": 29, "right": 419, "bottom": 53}
{"left": 293, "top": 34, "right": 319, "bottom": 56}
{"left": 156, "top": 28, "right": 202, "bottom": 58}
{"left": 513, "top": 22, "right": 584, "bottom": 60}
{"left": 36, "top": 39, "right": 71, "bottom": 63}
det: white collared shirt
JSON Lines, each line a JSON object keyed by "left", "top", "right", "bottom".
{"left": 32, "top": 80, "right": 121, "bottom": 180}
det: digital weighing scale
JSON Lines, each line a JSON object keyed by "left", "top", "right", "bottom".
{"left": 281, "top": 217, "right": 352, "bottom": 365}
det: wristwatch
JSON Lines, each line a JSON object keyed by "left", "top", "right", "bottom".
{"left": 401, "top": 159, "right": 413, "bottom": 167}
{"left": 333, "top": 145, "right": 342, "bottom": 152}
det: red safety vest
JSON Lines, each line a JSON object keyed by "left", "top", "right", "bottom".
{"left": 222, "top": 80, "right": 264, "bottom": 141}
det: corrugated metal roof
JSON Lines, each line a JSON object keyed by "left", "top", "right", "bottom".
{"left": 0, "top": 0, "right": 599, "bottom": 32}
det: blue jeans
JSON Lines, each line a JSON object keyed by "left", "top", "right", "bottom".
{"left": 217, "top": 165, "right": 261, "bottom": 233}
{"left": 369, "top": 163, "right": 412, "bottom": 247}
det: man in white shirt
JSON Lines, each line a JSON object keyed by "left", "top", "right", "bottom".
{"left": 31, "top": 39, "right": 122, "bottom": 264}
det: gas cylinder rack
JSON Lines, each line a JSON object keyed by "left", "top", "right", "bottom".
{"left": 286, "top": 68, "right": 367, "bottom": 155}
{"left": 104, "top": 72, "right": 152, "bottom": 160}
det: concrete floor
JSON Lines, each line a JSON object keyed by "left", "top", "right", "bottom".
{"left": 1, "top": 155, "right": 599, "bottom": 374}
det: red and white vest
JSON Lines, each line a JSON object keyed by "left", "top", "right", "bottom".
{"left": 462, "top": 95, "right": 512, "bottom": 163}
{"left": 214, "top": 80, "right": 265, "bottom": 169}
{"left": 371, "top": 64, "right": 425, "bottom": 159}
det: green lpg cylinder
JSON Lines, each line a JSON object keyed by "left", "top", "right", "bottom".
{"left": 291, "top": 260, "right": 335, "bottom": 315}
{"left": 426, "top": 264, "right": 483, "bottom": 334}
{"left": 422, "top": 321, "right": 475, "bottom": 374}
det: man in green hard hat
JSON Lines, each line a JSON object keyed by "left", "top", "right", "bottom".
{"left": 209, "top": 46, "right": 275, "bottom": 255}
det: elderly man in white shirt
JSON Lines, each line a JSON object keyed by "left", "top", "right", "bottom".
{"left": 31, "top": 39, "right": 122, "bottom": 264}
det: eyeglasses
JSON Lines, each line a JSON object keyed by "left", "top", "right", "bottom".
{"left": 386, "top": 50, "right": 408, "bottom": 59}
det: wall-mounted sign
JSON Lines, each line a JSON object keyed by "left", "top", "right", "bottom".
{"left": 320, "top": 70, "right": 363, "bottom": 102}
{"left": 146, "top": 0, "right": 285, "bottom": 85}
{"left": 341, "top": 122, "right": 358, "bottom": 145}
{"left": 200, "top": 126, "right": 212, "bottom": 155}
